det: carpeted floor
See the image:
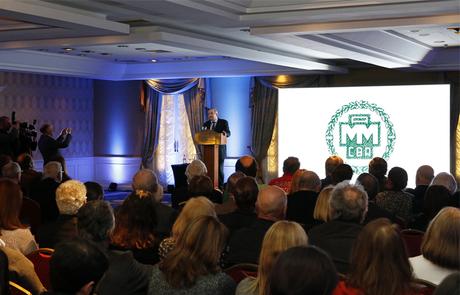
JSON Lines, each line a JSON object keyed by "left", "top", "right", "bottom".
{"left": 104, "top": 190, "right": 172, "bottom": 207}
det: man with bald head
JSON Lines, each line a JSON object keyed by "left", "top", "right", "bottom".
{"left": 235, "top": 155, "right": 258, "bottom": 178}
{"left": 406, "top": 165, "right": 434, "bottom": 214}
{"left": 286, "top": 170, "right": 321, "bottom": 227}
{"left": 132, "top": 169, "right": 176, "bottom": 237}
{"left": 224, "top": 186, "right": 287, "bottom": 266}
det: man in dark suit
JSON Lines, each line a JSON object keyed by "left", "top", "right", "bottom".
{"left": 0, "top": 116, "right": 18, "bottom": 157}
{"left": 38, "top": 124, "right": 72, "bottom": 165}
{"left": 202, "top": 108, "right": 230, "bottom": 188}
{"left": 405, "top": 165, "right": 434, "bottom": 215}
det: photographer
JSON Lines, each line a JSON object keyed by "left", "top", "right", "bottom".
{"left": 0, "top": 116, "right": 19, "bottom": 157}
{"left": 38, "top": 124, "right": 72, "bottom": 165}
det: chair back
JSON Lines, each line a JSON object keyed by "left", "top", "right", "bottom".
{"left": 401, "top": 229, "right": 424, "bottom": 257}
{"left": 412, "top": 278, "right": 437, "bottom": 295}
{"left": 9, "top": 281, "right": 32, "bottom": 295}
{"left": 26, "top": 248, "right": 54, "bottom": 290}
{"left": 19, "top": 197, "right": 41, "bottom": 237}
{"left": 224, "top": 263, "right": 258, "bottom": 283}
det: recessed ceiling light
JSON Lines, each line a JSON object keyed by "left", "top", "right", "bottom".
{"left": 63, "top": 48, "right": 74, "bottom": 51}
{"left": 135, "top": 48, "right": 146, "bottom": 51}
{"left": 410, "top": 29, "right": 419, "bottom": 33}
{"left": 151, "top": 59, "right": 157, "bottom": 63}
{"left": 434, "top": 40, "right": 445, "bottom": 43}
{"left": 117, "top": 45, "right": 128, "bottom": 47}
{"left": 100, "top": 53, "right": 111, "bottom": 56}
{"left": 419, "top": 33, "right": 430, "bottom": 36}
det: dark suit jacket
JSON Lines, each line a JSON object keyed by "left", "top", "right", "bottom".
{"left": 0, "top": 128, "right": 18, "bottom": 157}
{"left": 38, "top": 134, "right": 72, "bottom": 164}
{"left": 405, "top": 185, "right": 428, "bottom": 215}
{"left": 224, "top": 218, "right": 274, "bottom": 267}
{"left": 364, "top": 201, "right": 395, "bottom": 224}
{"left": 97, "top": 249, "right": 153, "bottom": 295}
{"left": 308, "top": 220, "right": 362, "bottom": 274}
{"left": 202, "top": 119, "right": 231, "bottom": 137}
{"left": 154, "top": 203, "right": 177, "bottom": 239}
{"left": 30, "top": 178, "right": 60, "bottom": 223}
{"left": 219, "top": 208, "right": 257, "bottom": 237}
{"left": 37, "top": 214, "right": 78, "bottom": 248}
{"left": 286, "top": 190, "right": 319, "bottom": 226}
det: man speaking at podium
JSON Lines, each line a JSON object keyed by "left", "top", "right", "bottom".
{"left": 202, "top": 108, "right": 230, "bottom": 188}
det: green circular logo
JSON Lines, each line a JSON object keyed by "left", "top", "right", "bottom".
{"left": 325, "top": 100, "right": 396, "bottom": 174}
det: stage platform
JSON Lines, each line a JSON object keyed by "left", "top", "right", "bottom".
{"left": 104, "top": 190, "right": 172, "bottom": 208}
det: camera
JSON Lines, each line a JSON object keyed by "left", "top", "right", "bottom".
{"left": 12, "top": 111, "right": 38, "bottom": 155}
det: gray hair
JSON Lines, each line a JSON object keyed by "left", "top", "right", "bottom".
{"left": 132, "top": 169, "right": 163, "bottom": 202}
{"left": 43, "top": 161, "right": 62, "bottom": 182}
{"left": 185, "top": 160, "right": 207, "bottom": 182}
{"left": 431, "top": 172, "right": 457, "bottom": 195}
{"left": 297, "top": 170, "right": 321, "bottom": 191}
{"left": 329, "top": 181, "right": 368, "bottom": 222}
{"left": 77, "top": 200, "right": 115, "bottom": 243}
{"left": 1, "top": 162, "right": 21, "bottom": 181}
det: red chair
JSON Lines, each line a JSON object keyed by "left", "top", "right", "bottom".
{"left": 400, "top": 229, "right": 424, "bottom": 257}
{"left": 9, "top": 281, "right": 32, "bottom": 295}
{"left": 26, "top": 248, "right": 53, "bottom": 290}
{"left": 224, "top": 263, "right": 258, "bottom": 283}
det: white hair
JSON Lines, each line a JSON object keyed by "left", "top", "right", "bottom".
{"left": 43, "top": 161, "right": 62, "bottom": 182}
{"left": 329, "top": 181, "right": 368, "bottom": 222}
{"left": 56, "top": 180, "right": 87, "bottom": 215}
{"left": 431, "top": 172, "right": 457, "bottom": 195}
{"left": 1, "top": 162, "right": 21, "bottom": 181}
{"left": 185, "top": 160, "right": 208, "bottom": 182}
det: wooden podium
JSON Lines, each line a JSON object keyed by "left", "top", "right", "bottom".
{"left": 194, "top": 130, "right": 227, "bottom": 187}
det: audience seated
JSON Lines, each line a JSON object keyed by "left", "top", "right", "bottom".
{"left": 148, "top": 216, "right": 235, "bottom": 294}
{"left": 0, "top": 179, "right": 38, "bottom": 255}
{"left": 331, "top": 164, "right": 353, "bottom": 185}
{"left": 269, "top": 157, "right": 300, "bottom": 193}
{"left": 77, "top": 200, "right": 153, "bottom": 295}
{"left": 171, "top": 159, "right": 207, "bottom": 208}
{"left": 159, "top": 197, "right": 216, "bottom": 260}
{"left": 30, "top": 161, "right": 63, "bottom": 223}
{"left": 38, "top": 180, "right": 87, "bottom": 248}
{"left": 375, "top": 166, "right": 413, "bottom": 223}
{"left": 189, "top": 175, "right": 223, "bottom": 204}
{"left": 219, "top": 177, "right": 258, "bottom": 237}
{"left": 132, "top": 169, "right": 176, "bottom": 238}
{"left": 17, "top": 154, "right": 42, "bottom": 198}
{"left": 357, "top": 173, "right": 395, "bottom": 224}
{"left": 269, "top": 246, "right": 338, "bottom": 295}
{"left": 1, "top": 245, "right": 45, "bottom": 295}
{"left": 46, "top": 238, "right": 108, "bottom": 295}
{"left": 431, "top": 172, "right": 457, "bottom": 196}
{"left": 215, "top": 171, "right": 245, "bottom": 215}
{"left": 84, "top": 181, "right": 104, "bottom": 201}
{"left": 334, "top": 218, "right": 418, "bottom": 295}
{"left": 110, "top": 190, "right": 161, "bottom": 265}
{"left": 235, "top": 156, "right": 258, "bottom": 179}
{"left": 1, "top": 161, "right": 21, "bottom": 183}
{"left": 236, "top": 221, "right": 308, "bottom": 295}
{"left": 308, "top": 182, "right": 367, "bottom": 273}
{"left": 405, "top": 165, "right": 434, "bottom": 215}
{"left": 286, "top": 170, "right": 321, "bottom": 228}
{"left": 321, "top": 156, "right": 343, "bottom": 189}
{"left": 423, "top": 185, "right": 456, "bottom": 222}
{"left": 225, "top": 186, "right": 287, "bottom": 266}
{"left": 433, "top": 272, "right": 460, "bottom": 295}
{"left": 369, "top": 157, "right": 388, "bottom": 193}
{"left": 313, "top": 186, "right": 334, "bottom": 224}
{"left": 410, "top": 207, "right": 460, "bottom": 285}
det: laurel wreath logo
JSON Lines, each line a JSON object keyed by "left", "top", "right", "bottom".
{"left": 325, "top": 100, "right": 396, "bottom": 174}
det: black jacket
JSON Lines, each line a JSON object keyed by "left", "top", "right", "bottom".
{"left": 202, "top": 119, "right": 231, "bottom": 137}
{"left": 286, "top": 190, "right": 319, "bottom": 226}
{"left": 38, "top": 134, "right": 72, "bottom": 164}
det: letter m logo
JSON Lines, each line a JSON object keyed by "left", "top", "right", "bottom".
{"left": 339, "top": 114, "right": 381, "bottom": 159}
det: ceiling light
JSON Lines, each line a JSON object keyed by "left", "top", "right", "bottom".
{"left": 151, "top": 59, "right": 157, "bottom": 63}
{"left": 419, "top": 33, "right": 430, "bottom": 36}
{"left": 117, "top": 45, "right": 128, "bottom": 47}
{"left": 433, "top": 40, "right": 445, "bottom": 43}
{"left": 135, "top": 48, "right": 146, "bottom": 51}
{"left": 410, "top": 29, "right": 419, "bottom": 33}
{"left": 63, "top": 48, "right": 74, "bottom": 51}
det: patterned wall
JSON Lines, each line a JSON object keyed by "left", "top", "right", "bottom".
{"left": 0, "top": 71, "right": 93, "bottom": 160}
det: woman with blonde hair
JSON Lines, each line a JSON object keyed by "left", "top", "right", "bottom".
{"left": 313, "top": 186, "right": 334, "bottom": 223}
{"left": 149, "top": 215, "right": 235, "bottom": 294}
{"left": 159, "top": 196, "right": 216, "bottom": 259}
{"left": 236, "top": 221, "right": 308, "bottom": 295}
{"left": 410, "top": 207, "right": 460, "bottom": 285}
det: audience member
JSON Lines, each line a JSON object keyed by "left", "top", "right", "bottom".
{"left": 405, "top": 165, "right": 434, "bottom": 214}
{"left": 78, "top": 200, "right": 153, "bottom": 295}
{"left": 334, "top": 218, "right": 416, "bottom": 295}
{"left": 236, "top": 221, "right": 308, "bottom": 295}
{"left": 219, "top": 177, "right": 258, "bottom": 237}
{"left": 357, "top": 173, "right": 395, "bottom": 223}
{"left": 17, "top": 153, "right": 42, "bottom": 198}
{"left": 375, "top": 166, "right": 413, "bottom": 223}
{"left": 84, "top": 181, "right": 104, "bottom": 201}
{"left": 410, "top": 207, "right": 460, "bottom": 285}
{"left": 0, "top": 179, "right": 38, "bottom": 255}
{"left": 269, "top": 157, "right": 300, "bottom": 193}
{"left": 0, "top": 155, "right": 12, "bottom": 177}
{"left": 215, "top": 171, "right": 245, "bottom": 215}
{"left": 235, "top": 155, "right": 258, "bottom": 178}
{"left": 331, "top": 164, "right": 353, "bottom": 185}
{"left": 369, "top": 157, "right": 388, "bottom": 192}
{"left": 132, "top": 169, "right": 176, "bottom": 237}
{"left": 431, "top": 172, "right": 457, "bottom": 195}
{"left": 38, "top": 180, "right": 87, "bottom": 248}
{"left": 47, "top": 238, "right": 108, "bottom": 295}
{"left": 30, "top": 161, "right": 63, "bottom": 222}
{"left": 1, "top": 161, "right": 21, "bottom": 182}
{"left": 172, "top": 159, "right": 207, "bottom": 208}
{"left": 321, "top": 155, "right": 344, "bottom": 189}
{"left": 269, "top": 246, "right": 338, "bottom": 295}
{"left": 308, "top": 182, "right": 367, "bottom": 273}
{"left": 189, "top": 175, "right": 223, "bottom": 204}
{"left": 111, "top": 191, "right": 160, "bottom": 265}
{"left": 286, "top": 170, "right": 321, "bottom": 227}
{"left": 433, "top": 272, "right": 460, "bottom": 295}
{"left": 38, "top": 123, "right": 72, "bottom": 166}
{"left": 225, "top": 185, "right": 287, "bottom": 266}
{"left": 149, "top": 216, "right": 235, "bottom": 294}
{"left": 0, "top": 116, "right": 18, "bottom": 158}
{"left": 159, "top": 197, "right": 216, "bottom": 260}
{"left": 313, "top": 187, "right": 334, "bottom": 224}
{"left": 423, "top": 185, "right": 455, "bottom": 221}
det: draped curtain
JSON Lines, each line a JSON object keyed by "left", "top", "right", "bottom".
{"left": 140, "top": 78, "right": 205, "bottom": 171}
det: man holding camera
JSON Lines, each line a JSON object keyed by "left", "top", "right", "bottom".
{"left": 0, "top": 116, "right": 19, "bottom": 157}
{"left": 38, "top": 124, "right": 72, "bottom": 165}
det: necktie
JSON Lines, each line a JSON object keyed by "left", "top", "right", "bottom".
{"left": 211, "top": 122, "right": 216, "bottom": 130}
